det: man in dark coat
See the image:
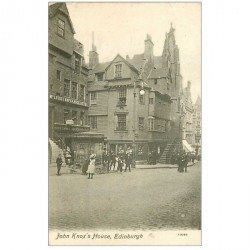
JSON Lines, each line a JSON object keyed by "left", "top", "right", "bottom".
{"left": 125, "top": 148, "right": 132, "bottom": 172}
{"left": 56, "top": 154, "right": 63, "bottom": 176}
{"left": 183, "top": 152, "right": 189, "bottom": 173}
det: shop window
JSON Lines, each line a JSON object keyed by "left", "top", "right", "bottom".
{"left": 57, "top": 19, "right": 65, "bottom": 37}
{"left": 63, "top": 109, "right": 70, "bottom": 124}
{"left": 115, "top": 64, "right": 122, "bottom": 78}
{"left": 71, "top": 82, "right": 78, "bottom": 99}
{"left": 139, "top": 117, "right": 144, "bottom": 130}
{"left": 64, "top": 79, "right": 70, "bottom": 97}
{"left": 117, "top": 114, "right": 126, "bottom": 131}
{"left": 138, "top": 145, "right": 143, "bottom": 155}
{"left": 89, "top": 116, "right": 97, "bottom": 129}
{"left": 80, "top": 112, "right": 85, "bottom": 125}
{"left": 72, "top": 110, "right": 77, "bottom": 124}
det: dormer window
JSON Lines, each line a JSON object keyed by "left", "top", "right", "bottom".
{"left": 57, "top": 19, "right": 65, "bottom": 37}
{"left": 115, "top": 64, "right": 122, "bottom": 78}
{"left": 154, "top": 79, "right": 158, "bottom": 85}
{"left": 96, "top": 73, "right": 104, "bottom": 81}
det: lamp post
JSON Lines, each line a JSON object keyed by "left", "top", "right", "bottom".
{"left": 132, "top": 81, "right": 145, "bottom": 167}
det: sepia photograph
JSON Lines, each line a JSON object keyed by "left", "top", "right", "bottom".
{"left": 48, "top": 2, "right": 201, "bottom": 245}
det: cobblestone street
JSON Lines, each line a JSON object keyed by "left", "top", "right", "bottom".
{"left": 49, "top": 162, "right": 201, "bottom": 231}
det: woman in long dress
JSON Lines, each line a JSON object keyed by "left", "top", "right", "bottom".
{"left": 86, "top": 154, "right": 96, "bottom": 179}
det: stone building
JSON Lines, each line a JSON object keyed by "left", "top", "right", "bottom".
{"left": 87, "top": 25, "right": 183, "bottom": 162}
{"left": 193, "top": 96, "right": 201, "bottom": 153}
{"left": 48, "top": 3, "right": 104, "bottom": 166}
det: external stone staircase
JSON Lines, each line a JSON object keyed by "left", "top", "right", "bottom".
{"left": 158, "top": 138, "right": 181, "bottom": 164}
{"left": 49, "top": 138, "right": 66, "bottom": 167}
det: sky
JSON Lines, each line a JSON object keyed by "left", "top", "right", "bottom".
{"left": 66, "top": 2, "right": 201, "bottom": 102}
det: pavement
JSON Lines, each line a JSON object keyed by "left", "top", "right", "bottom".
{"left": 49, "top": 161, "right": 198, "bottom": 176}
{"left": 49, "top": 162, "right": 201, "bottom": 231}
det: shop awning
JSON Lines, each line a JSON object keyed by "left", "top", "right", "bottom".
{"left": 182, "top": 139, "right": 195, "bottom": 152}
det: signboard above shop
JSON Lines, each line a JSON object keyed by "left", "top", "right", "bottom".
{"left": 49, "top": 94, "right": 87, "bottom": 107}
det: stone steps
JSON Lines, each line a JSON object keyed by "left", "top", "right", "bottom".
{"left": 49, "top": 138, "right": 66, "bottom": 167}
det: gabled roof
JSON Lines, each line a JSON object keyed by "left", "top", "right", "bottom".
{"left": 106, "top": 54, "right": 139, "bottom": 73}
{"left": 127, "top": 54, "right": 145, "bottom": 71}
{"left": 49, "top": 3, "right": 75, "bottom": 34}
{"left": 92, "top": 62, "right": 110, "bottom": 73}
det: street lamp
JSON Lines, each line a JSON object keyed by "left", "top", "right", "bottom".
{"left": 132, "top": 80, "right": 145, "bottom": 167}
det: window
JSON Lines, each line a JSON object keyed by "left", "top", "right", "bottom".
{"left": 90, "top": 92, "right": 97, "bottom": 104}
{"left": 90, "top": 92, "right": 96, "bottom": 100}
{"left": 154, "top": 79, "right": 158, "bottom": 85}
{"left": 96, "top": 73, "right": 104, "bottom": 81}
{"left": 89, "top": 116, "right": 97, "bottom": 129}
{"left": 117, "top": 114, "right": 126, "bottom": 131}
{"left": 148, "top": 118, "right": 154, "bottom": 131}
{"left": 57, "top": 19, "right": 65, "bottom": 37}
{"left": 79, "top": 85, "right": 85, "bottom": 101}
{"left": 63, "top": 109, "right": 70, "bottom": 124}
{"left": 118, "top": 88, "right": 126, "bottom": 106}
{"left": 80, "top": 112, "right": 85, "bottom": 125}
{"left": 72, "top": 110, "right": 77, "bottom": 124}
{"left": 139, "top": 117, "right": 144, "bottom": 130}
{"left": 115, "top": 64, "right": 122, "bottom": 78}
{"left": 139, "top": 94, "right": 145, "bottom": 105}
{"left": 74, "top": 58, "right": 80, "bottom": 74}
{"left": 56, "top": 70, "right": 61, "bottom": 81}
{"left": 64, "top": 79, "right": 70, "bottom": 97}
{"left": 71, "top": 82, "right": 78, "bottom": 99}
{"left": 149, "top": 98, "right": 154, "bottom": 105}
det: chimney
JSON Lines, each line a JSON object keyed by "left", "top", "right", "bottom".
{"left": 89, "top": 32, "right": 99, "bottom": 69}
{"left": 144, "top": 34, "right": 154, "bottom": 62}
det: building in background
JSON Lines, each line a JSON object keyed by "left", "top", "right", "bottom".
{"left": 193, "top": 96, "right": 201, "bottom": 154}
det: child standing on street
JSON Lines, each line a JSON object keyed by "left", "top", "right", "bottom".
{"left": 86, "top": 154, "right": 96, "bottom": 179}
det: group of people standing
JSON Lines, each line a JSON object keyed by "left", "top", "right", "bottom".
{"left": 103, "top": 147, "right": 133, "bottom": 173}
{"left": 176, "top": 150, "right": 196, "bottom": 173}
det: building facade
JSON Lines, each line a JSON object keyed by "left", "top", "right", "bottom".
{"left": 87, "top": 27, "right": 182, "bottom": 161}
{"left": 48, "top": 3, "right": 104, "bottom": 166}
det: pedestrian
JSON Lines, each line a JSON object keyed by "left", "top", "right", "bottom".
{"left": 109, "top": 151, "right": 116, "bottom": 171}
{"left": 56, "top": 154, "right": 63, "bottom": 176}
{"left": 117, "top": 148, "right": 125, "bottom": 172}
{"left": 86, "top": 154, "right": 96, "bottom": 179}
{"left": 183, "top": 152, "right": 188, "bottom": 173}
{"left": 177, "top": 152, "right": 181, "bottom": 172}
{"left": 125, "top": 147, "right": 132, "bottom": 172}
